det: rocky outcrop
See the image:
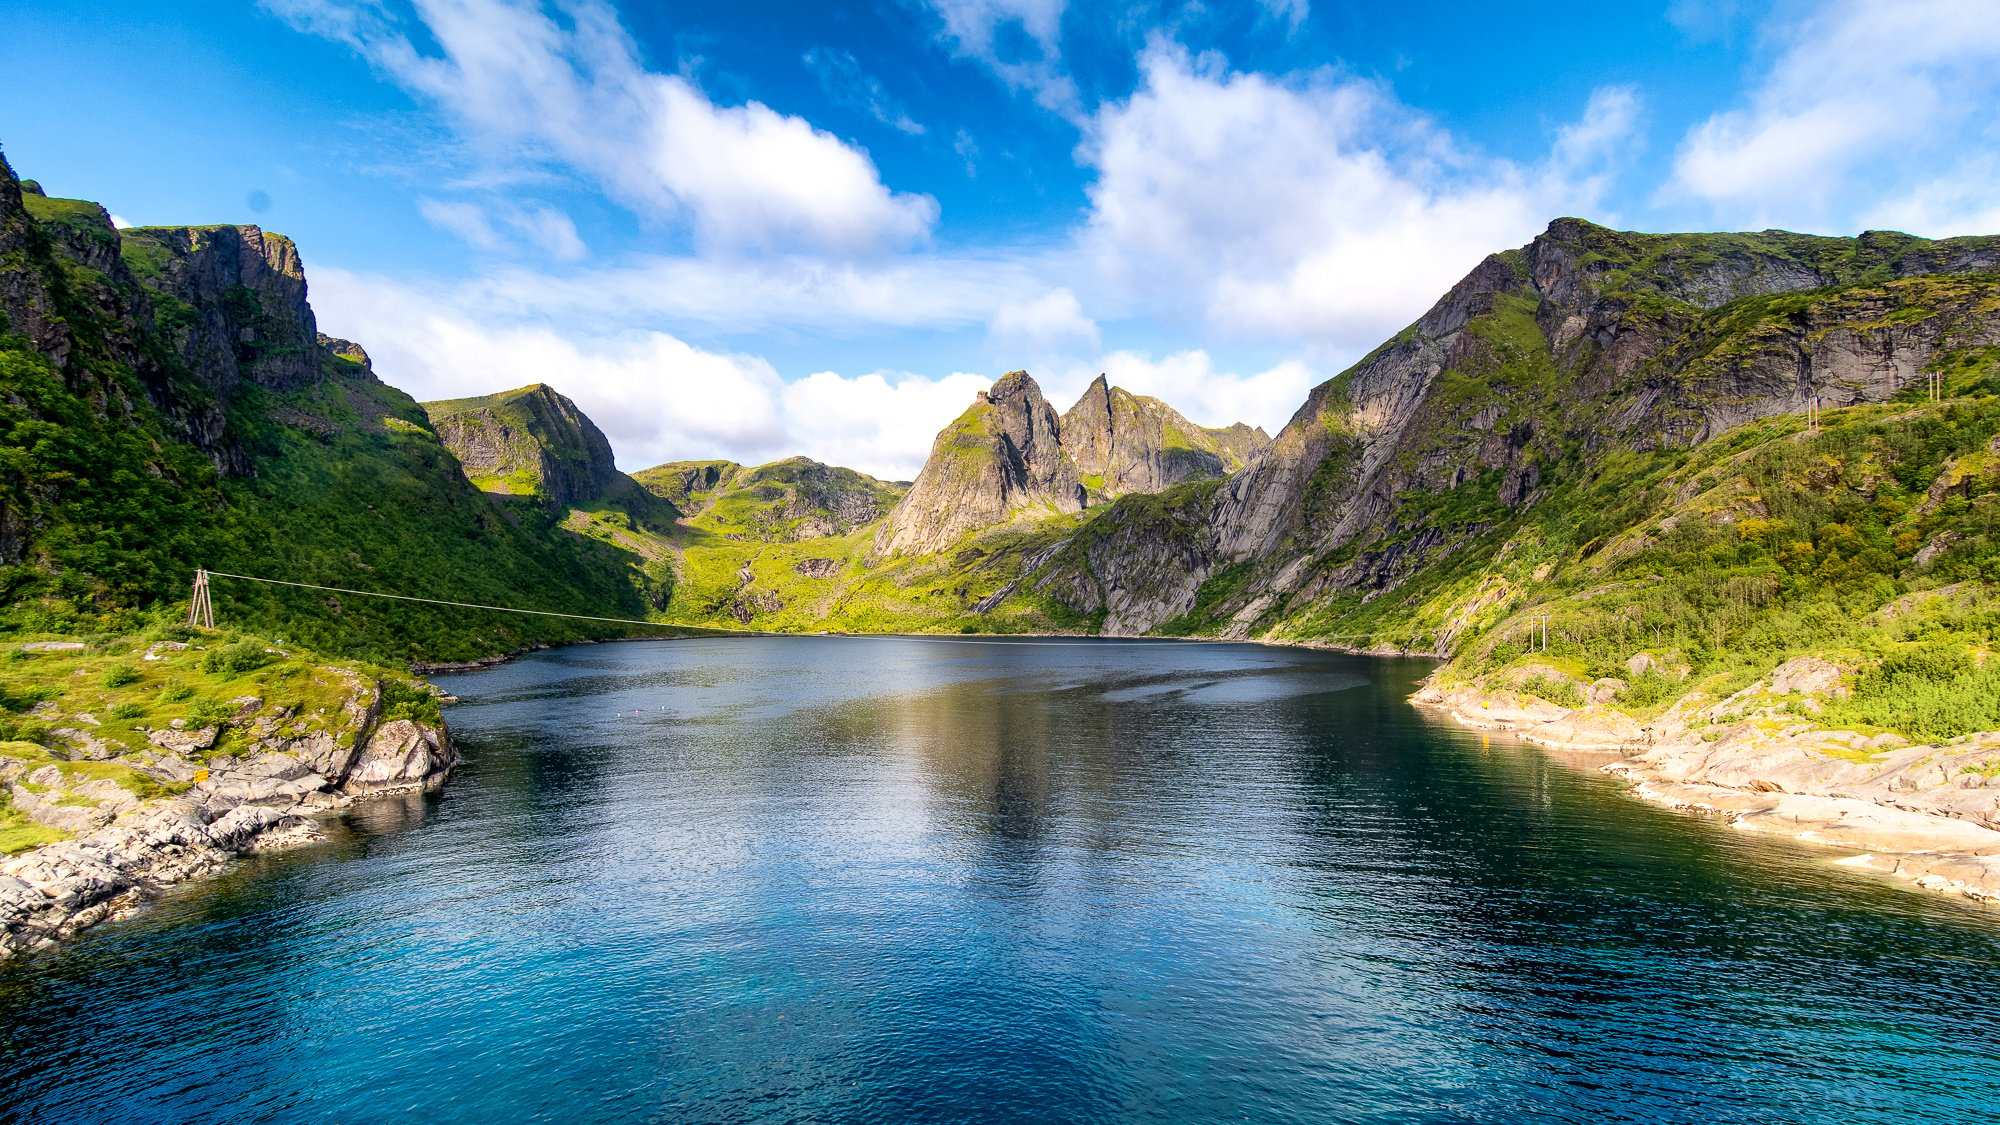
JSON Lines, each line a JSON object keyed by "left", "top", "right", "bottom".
{"left": 1044, "top": 220, "right": 2000, "bottom": 638}
{"left": 0, "top": 668, "right": 455, "bottom": 958}
{"left": 424, "top": 384, "right": 634, "bottom": 508}
{"left": 119, "top": 223, "right": 321, "bottom": 395}
{"left": 876, "top": 371, "right": 1086, "bottom": 556}
{"left": 1061, "top": 375, "right": 1268, "bottom": 499}
{"left": 1413, "top": 671, "right": 2000, "bottom": 904}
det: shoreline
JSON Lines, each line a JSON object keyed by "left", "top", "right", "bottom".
{"left": 1411, "top": 678, "right": 2000, "bottom": 907}
{"left": 1, "top": 665, "right": 457, "bottom": 960}
{"left": 409, "top": 626, "right": 1443, "bottom": 675}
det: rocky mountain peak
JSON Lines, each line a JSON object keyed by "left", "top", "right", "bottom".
{"left": 1060, "top": 375, "right": 1269, "bottom": 500}
{"left": 875, "top": 370, "right": 1085, "bottom": 556}
{"left": 423, "top": 383, "right": 629, "bottom": 510}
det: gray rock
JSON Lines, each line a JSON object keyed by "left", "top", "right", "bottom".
{"left": 341, "top": 719, "right": 456, "bottom": 794}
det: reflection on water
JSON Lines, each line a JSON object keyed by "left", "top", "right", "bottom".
{"left": 2, "top": 637, "right": 1998, "bottom": 1125}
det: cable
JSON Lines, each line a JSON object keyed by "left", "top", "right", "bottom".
{"left": 202, "top": 570, "right": 731, "bottom": 633}
{"left": 199, "top": 570, "right": 1437, "bottom": 648}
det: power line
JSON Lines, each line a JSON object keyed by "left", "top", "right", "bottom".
{"left": 195, "top": 569, "right": 1441, "bottom": 648}
{"left": 202, "top": 569, "right": 728, "bottom": 633}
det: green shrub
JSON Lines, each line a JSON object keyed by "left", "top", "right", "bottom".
{"left": 101, "top": 663, "right": 139, "bottom": 688}
{"left": 378, "top": 677, "right": 441, "bottom": 726}
{"left": 184, "top": 698, "right": 233, "bottom": 728}
{"left": 1520, "top": 674, "right": 1585, "bottom": 708}
{"left": 106, "top": 702, "right": 143, "bottom": 720}
{"left": 199, "top": 639, "right": 271, "bottom": 676}
{"left": 1824, "top": 643, "right": 2000, "bottom": 740}
{"left": 1620, "top": 670, "right": 1682, "bottom": 709}
{"left": 158, "top": 680, "right": 193, "bottom": 703}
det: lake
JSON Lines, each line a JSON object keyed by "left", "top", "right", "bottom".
{"left": 2, "top": 636, "right": 1997, "bottom": 1124}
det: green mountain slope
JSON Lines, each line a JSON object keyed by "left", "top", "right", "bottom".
{"left": 0, "top": 153, "right": 661, "bottom": 663}
{"left": 977, "top": 218, "right": 2000, "bottom": 738}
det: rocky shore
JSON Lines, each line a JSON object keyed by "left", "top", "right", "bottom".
{"left": 1, "top": 654, "right": 455, "bottom": 958}
{"left": 1413, "top": 657, "right": 2000, "bottom": 905}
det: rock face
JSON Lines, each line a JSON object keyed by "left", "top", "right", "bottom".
{"left": 1032, "top": 219, "right": 2000, "bottom": 636}
{"left": 1060, "top": 375, "right": 1269, "bottom": 500}
{"left": 0, "top": 669, "right": 455, "bottom": 958}
{"left": 0, "top": 157, "right": 371, "bottom": 475}
{"left": 424, "top": 384, "right": 631, "bottom": 509}
{"left": 635, "top": 457, "right": 904, "bottom": 541}
{"left": 876, "top": 371, "right": 1087, "bottom": 556}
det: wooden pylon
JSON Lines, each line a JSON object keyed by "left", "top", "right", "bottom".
{"left": 188, "top": 569, "right": 214, "bottom": 630}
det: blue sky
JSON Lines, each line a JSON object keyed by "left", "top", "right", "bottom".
{"left": 5, "top": 0, "right": 1999, "bottom": 477}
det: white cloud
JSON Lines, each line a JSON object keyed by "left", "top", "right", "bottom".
{"left": 311, "top": 266, "right": 1010, "bottom": 478}
{"left": 803, "top": 47, "right": 926, "bottom": 136}
{"left": 1258, "top": 0, "right": 1309, "bottom": 33}
{"left": 1050, "top": 350, "right": 1313, "bottom": 435}
{"left": 1665, "top": 0, "right": 2000, "bottom": 227}
{"left": 418, "top": 198, "right": 500, "bottom": 249}
{"left": 419, "top": 197, "right": 588, "bottom": 260}
{"left": 780, "top": 371, "right": 995, "bottom": 479}
{"left": 923, "top": 0, "right": 1080, "bottom": 119}
{"left": 1079, "top": 42, "right": 1636, "bottom": 351}
{"left": 988, "top": 287, "right": 1099, "bottom": 355}
{"left": 267, "top": 0, "right": 936, "bottom": 253}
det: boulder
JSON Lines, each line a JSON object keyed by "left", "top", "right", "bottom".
{"left": 1770, "top": 656, "right": 1847, "bottom": 698}
{"left": 147, "top": 726, "right": 220, "bottom": 754}
{"left": 341, "top": 720, "right": 456, "bottom": 795}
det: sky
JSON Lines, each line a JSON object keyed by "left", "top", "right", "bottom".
{"left": 5, "top": 0, "right": 2000, "bottom": 478}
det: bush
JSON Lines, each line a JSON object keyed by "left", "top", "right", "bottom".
{"left": 1620, "top": 669, "right": 1682, "bottom": 709}
{"left": 1520, "top": 674, "right": 1585, "bottom": 709}
{"left": 184, "top": 698, "right": 233, "bottom": 728}
{"left": 199, "top": 639, "right": 271, "bottom": 676}
{"left": 101, "top": 663, "right": 139, "bottom": 688}
{"left": 106, "top": 702, "right": 143, "bottom": 720}
{"left": 1825, "top": 643, "right": 2000, "bottom": 741}
{"left": 158, "top": 680, "right": 193, "bottom": 703}
{"left": 378, "top": 677, "right": 441, "bottom": 726}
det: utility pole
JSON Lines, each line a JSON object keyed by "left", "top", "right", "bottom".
{"left": 188, "top": 569, "right": 214, "bottom": 630}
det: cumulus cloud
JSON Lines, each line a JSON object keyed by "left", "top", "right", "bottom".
{"left": 988, "top": 288, "right": 1100, "bottom": 355}
{"left": 1041, "top": 350, "right": 1314, "bottom": 435}
{"left": 1665, "top": 0, "right": 2000, "bottom": 228}
{"left": 922, "top": 0, "right": 1080, "bottom": 119}
{"left": 1078, "top": 42, "right": 1636, "bottom": 352}
{"left": 266, "top": 0, "right": 936, "bottom": 253}
{"left": 311, "top": 267, "right": 1012, "bottom": 478}
{"left": 779, "top": 371, "right": 995, "bottom": 480}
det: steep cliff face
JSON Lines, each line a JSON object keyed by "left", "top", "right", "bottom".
{"left": 1027, "top": 219, "right": 2000, "bottom": 637}
{"left": 119, "top": 223, "right": 321, "bottom": 396}
{"left": 1060, "top": 375, "right": 1269, "bottom": 499}
{"left": 875, "top": 371, "right": 1084, "bottom": 556}
{"left": 424, "top": 383, "right": 630, "bottom": 509}
{"left": 0, "top": 152, "right": 661, "bottom": 660}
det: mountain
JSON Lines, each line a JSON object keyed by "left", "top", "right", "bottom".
{"left": 1060, "top": 375, "right": 1269, "bottom": 499}
{"left": 628, "top": 457, "right": 909, "bottom": 625}
{"left": 425, "top": 384, "right": 631, "bottom": 508}
{"left": 0, "top": 152, "right": 660, "bottom": 661}
{"left": 874, "top": 371, "right": 1085, "bottom": 556}
{"left": 1001, "top": 219, "right": 2000, "bottom": 715}
{"left": 634, "top": 457, "right": 901, "bottom": 541}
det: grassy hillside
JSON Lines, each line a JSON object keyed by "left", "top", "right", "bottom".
{"left": 0, "top": 154, "right": 666, "bottom": 664}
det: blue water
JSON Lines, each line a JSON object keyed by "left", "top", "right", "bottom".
{"left": 3, "top": 637, "right": 1998, "bottom": 1124}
